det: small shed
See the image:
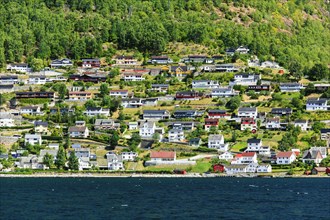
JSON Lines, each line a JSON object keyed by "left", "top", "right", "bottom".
{"left": 213, "top": 164, "right": 225, "bottom": 173}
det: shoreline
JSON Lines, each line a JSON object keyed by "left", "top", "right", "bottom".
{"left": 1, "top": 173, "right": 329, "bottom": 178}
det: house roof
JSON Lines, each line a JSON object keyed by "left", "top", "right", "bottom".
{"left": 238, "top": 107, "right": 257, "bottom": 112}
{"left": 86, "top": 107, "right": 103, "bottom": 111}
{"left": 21, "top": 106, "right": 39, "bottom": 110}
{"left": 208, "top": 110, "right": 227, "bottom": 114}
{"left": 276, "top": 151, "right": 295, "bottom": 158}
{"left": 241, "top": 152, "right": 256, "bottom": 157}
{"left": 280, "top": 82, "right": 302, "bottom": 86}
{"left": 171, "top": 66, "right": 188, "bottom": 72}
{"left": 69, "top": 126, "right": 87, "bottom": 132}
{"left": 143, "top": 110, "right": 169, "bottom": 114}
{"left": 312, "top": 167, "right": 329, "bottom": 172}
{"left": 151, "top": 84, "right": 169, "bottom": 88}
{"left": 247, "top": 138, "right": 261, "bottom": 144}
{"left": 302, "top": 150, "right": 322, "bottom": 160}
{"left": 321, "top": 128, "right": 330, "bottom": 134}
{"left": 82, "top": 58, "right": 100, "bottom": 62}
{"left": 271, "top": 108, "right": 292, "bottom": 113}
{"left": 25, "top": 134, "right": 41, "bottom": 139}
{"left": 0, "top": 75, "right": 18, "bottom": 79}
{"left": 307, "top": 98, "right": 327, "bottom": 105}
{"left": 34, "top": 121, "right": 48, "bottom": 127}
{"left": 150, "top": 151, "right": 176, "bottom": 159}
{"left": 294, "top": 119, "right": 307, "bottom": 124}
{"left": 208, "top": 134, "right": 223, "bottom": 141}
{"left": 151, "top": 56, "right": 169, "bottom": 60}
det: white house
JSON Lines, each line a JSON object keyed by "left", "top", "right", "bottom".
{"left": 0, "top": 117, "right": 15, "bottom": 127}
{"left": 150, "top": 151, "right": 176, "bottom": 162}
{"left": 306, "top": 98, "right": 328, "bottom": 111}
{"left": 84, "top": 107, "right": 110, "bottom": 117}
{"left": 238, "top": 107, "right": 258, "bottom": 119}
{"left": 7, "top": 63, "right": 31, "bottom": 73}
{"left": 215, "top": 64, "right": 240, "bottom": 72}
{"left": 211, "top": 87, "right": 238, "bottom": 97}
{"left": 20, "top": 106, "right": 42, "bottom": 115}
{"left": 28, "top": 75, "right": 47, "bottom": 85}
{"left": 224, "top": 164, "right": 248, "bottom": 174}
{"left": 94, "top": 119, "right": 119, "bottom": 130}
{"left": 25, "top": 134, "right": 42, "bottom": 146}
{"left": 114, "top": 55, "right": 138, "bottom": 65}
{"left": 122, "top": 98, "right": 143, "bottom": 108}
{"left": 229, "top": 74, "right": 260, "bottom": 86}
{"left": 109, "top": 90, "right": 129, "bottom": 98}
{"left": 50, "top": 58, "right": 73, "bottom": 68}
{"left": 208, "top": 134, "right": 229, "bottom": 152}
{"left": 280, "top": 83, "right": 304, "bottom": 92}
{"left": 150, "top": 84, "right": 169, "bottom": 93}
{"left": 266, "top": 117, "right": 281, "bottom": 130}
{"left": 0, "top": 75, "right": 19, "bottom": 84}
{"left": 68, "top": 126, "right": 89, "bottom": 138}
{"left": 121, "top": 152, "right": 138, "bottom": 161}
{"left": 74, "top": 148, "right": 91, "bottom": 158}
{"left": 143, "top": 110, "right": 170, "bottom": 120}
{"left": 231, "top": 152, "right": 258, "bottom": 164}
{"left": 123, "top": 73, "right": 145, "bottom": 81}
{"left": 106, "top": 152, "right": 124, "bottom": 170}
{"left": 219, "top": 152, "right": 234, "bottom": 161}
{"left": 259, "top": 146, "right": 271, "bottom": 156}
{"left": 276, "top": 151, "right": 296, "bottom": 164}
{"left": 78, "top": 157, "right": 92, "bottom": 170}
{"left": 139, "top": 121, "right": 164, "bottom": 139}
{"left": 235, "top": 46, "right": 250, "bottom": 54}
{"left": 128, "top": 122, "right": 138, "bottom": 130}
{"left": 257, "top": 164, "right": 272, "bottom": 173}
{"left": 168, "top": 129, "right": 185, "bottom": 142}
{"left": 246, "top": 138, "right": 262, "bottom": 152}
{"left": 294, "top": 119, "right": 309, "bottom": 131}
{"left": 261, "top": 61, "right": 280, "bottom": 69}
{"left": 192, "top": 80, "right": 219, "bottom": 89}
{"left": 149, "top": 56, "right": 173, "bottom": 64}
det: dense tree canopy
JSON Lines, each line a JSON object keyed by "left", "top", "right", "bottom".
{"left": 0, "top": 0, "right": 329, "bottom": 71}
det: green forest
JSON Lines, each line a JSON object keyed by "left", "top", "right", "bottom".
{"left": 0, "top": 0, "right": 330, "bottom": 72}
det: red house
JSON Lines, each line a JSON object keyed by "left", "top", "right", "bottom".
{"left": 213, "top": 164, "right": 225, "bottom": 173}
{"left": 173, "top": 169, "right": 187, "bottom": 174}
{"left": 208, "top": 110, "right": 231, "bottom": 119}
{"left": 205, "top": 118, "right": 219, "bottom": 131}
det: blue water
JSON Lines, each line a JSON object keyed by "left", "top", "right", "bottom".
{"left": 0, "top": 177, "right": 329, "bottom": 219}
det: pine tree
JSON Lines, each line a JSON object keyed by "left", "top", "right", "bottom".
{"left": 68, "top": 151, "right": 79, "bottom": 171}
{"left": 43, "top": 153, "right": 54, "bottom": 168}
{"left": 55, "top": 145, "right": 66, "bottom": 169}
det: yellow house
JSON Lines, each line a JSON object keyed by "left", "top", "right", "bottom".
{"left": 170, "top": 65, "right": 192, "bottom": 78}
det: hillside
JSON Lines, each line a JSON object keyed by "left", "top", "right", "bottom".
{"left": 0, "top": 0, "right": 330, "bottom": 72}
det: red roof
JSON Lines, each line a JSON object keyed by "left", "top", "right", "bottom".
{"left": 241, "top": 152, "right": 256, "bottom": 157}
{"left": 150, "top": 151, "right": 176, "bottom": 159}
{"left": 277, "top": 151, "right": 295, "bottom": 158}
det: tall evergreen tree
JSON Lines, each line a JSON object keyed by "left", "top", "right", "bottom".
{"left": 68, "top": 151, "right": 79, "bottom": 171}
{"left": 55, "top": 145, "right": 67, "bottom": 169}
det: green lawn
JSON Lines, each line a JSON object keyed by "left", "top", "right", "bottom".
{"left": 190, "top": 160, "right": 212, "bottom": 173}
{"left": 231, "top": 142, "right": 247, "bottom": 152}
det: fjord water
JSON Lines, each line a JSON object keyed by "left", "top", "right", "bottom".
{"left": 0, "top": 178, "right": 329, "bottom": 219}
